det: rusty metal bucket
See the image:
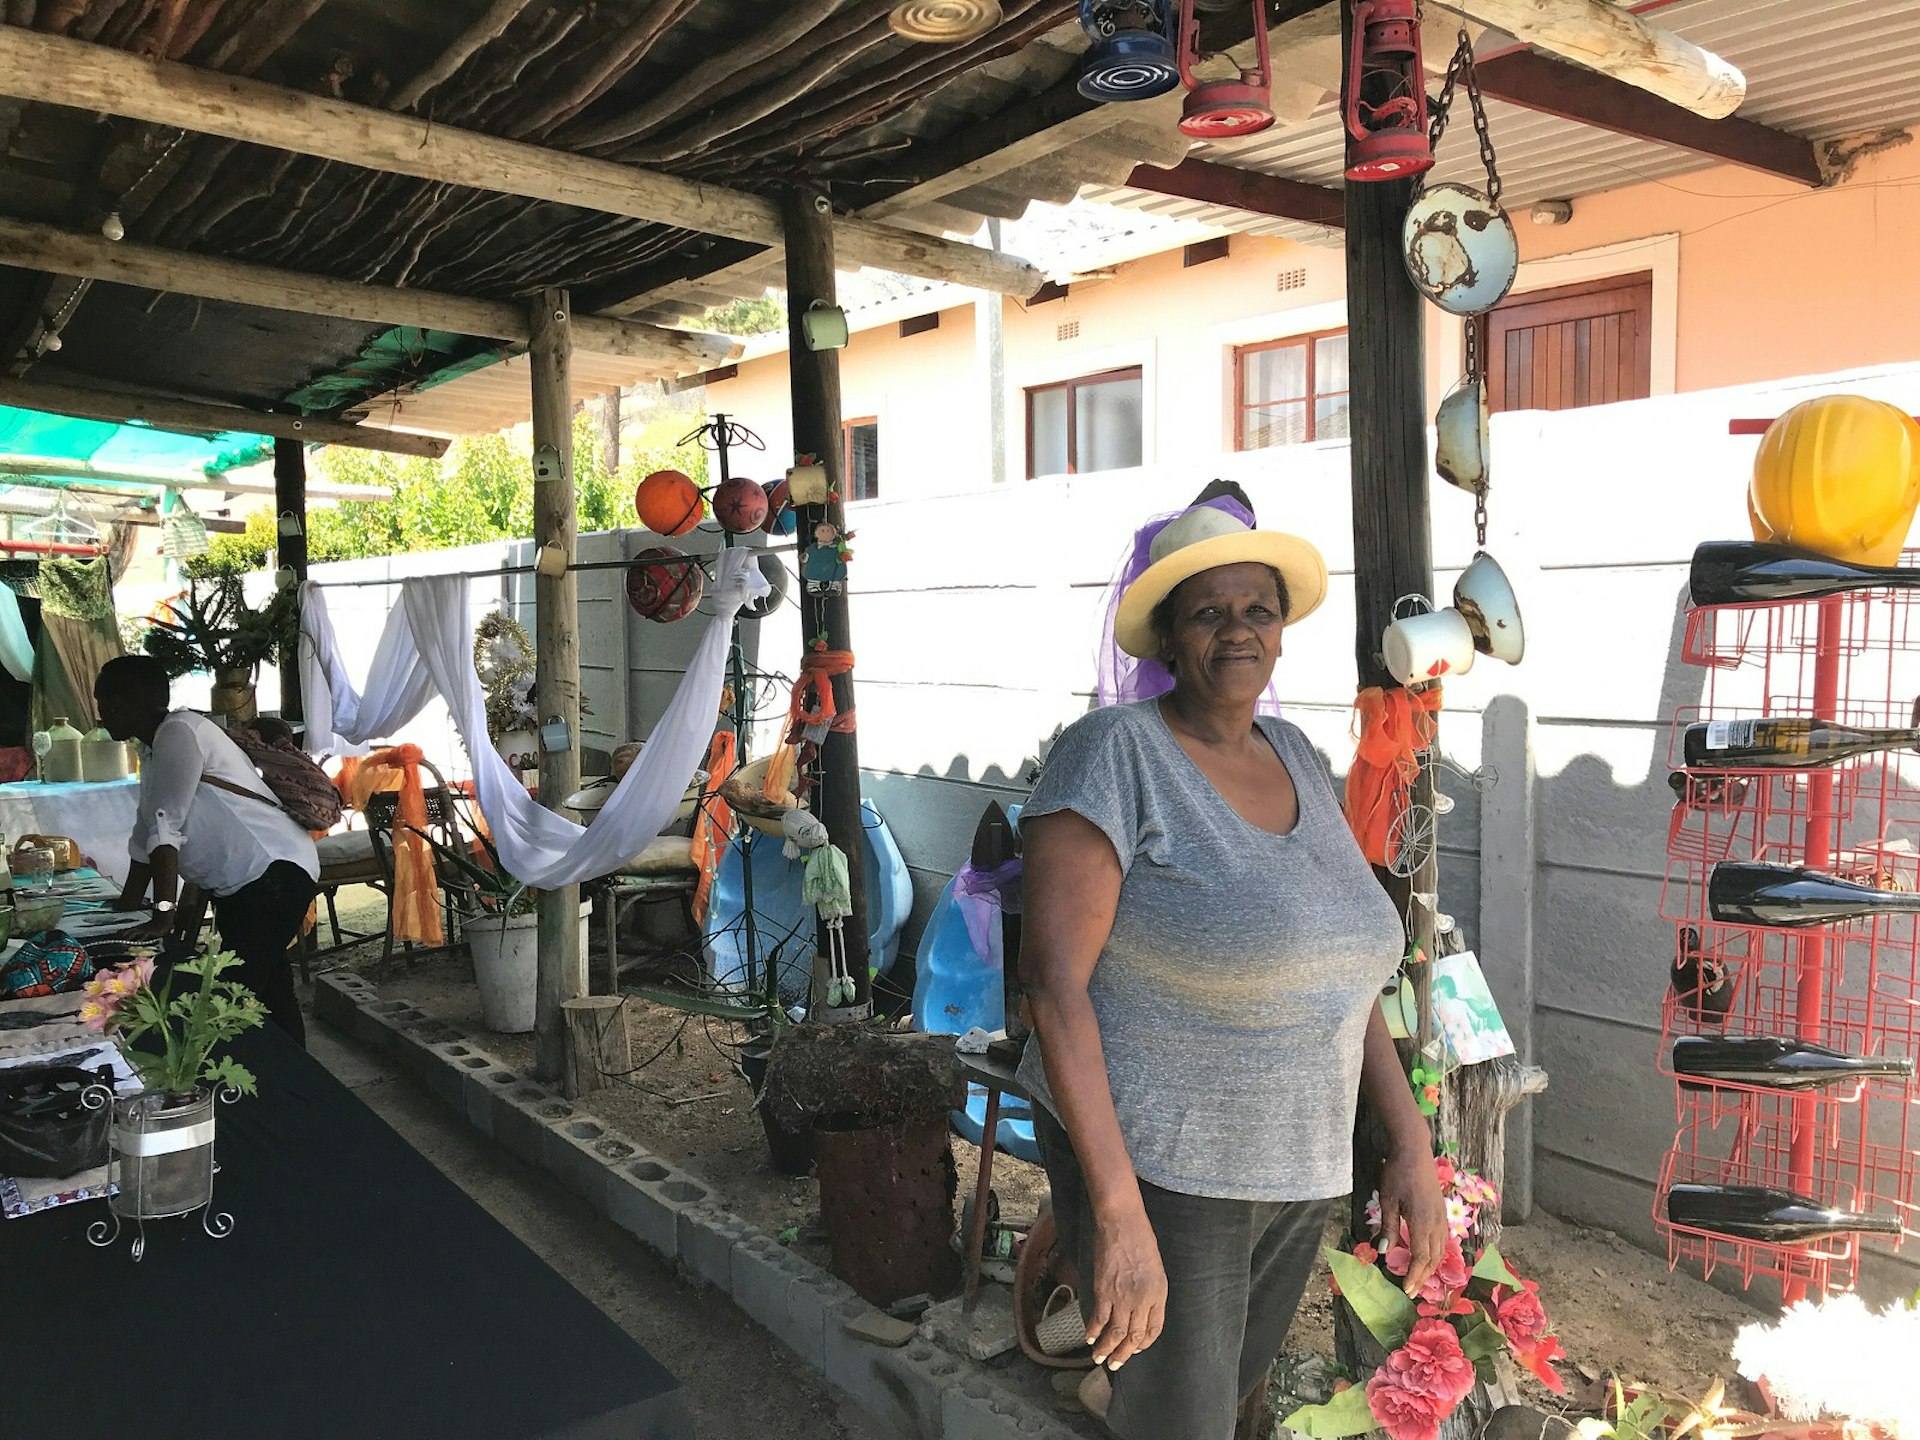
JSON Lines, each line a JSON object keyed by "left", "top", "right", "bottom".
{"left": 813, "top": 1117, "right": 960, "bottom": 1305}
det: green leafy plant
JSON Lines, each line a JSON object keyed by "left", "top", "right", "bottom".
{"left": 77, "top": 951, "right": 267, "bottom": 1099}
{"left": 142, "top": 575, "right": 298, "bottom": 679}
{"left": 411, "top": 824, "right": 538, "bottom": 919}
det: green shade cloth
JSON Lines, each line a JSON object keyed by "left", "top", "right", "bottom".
{"left": 0, "top": 406, "right": 273, "bottom": 476}
{"left": 283, "top": 326, "right": 509, "bottom": 415}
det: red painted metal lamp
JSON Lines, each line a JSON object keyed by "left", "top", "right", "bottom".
{"left": 1343, "top": 0, "right": 1434, "bottom": 181}
{"left": 1175, "top": 0, "right": 1275, "bottom": 139}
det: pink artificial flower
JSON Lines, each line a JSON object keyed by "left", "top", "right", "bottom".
{"left": 1364, "top": 1192, "right": 1384, "bottom": 1235}
{"left": 1354, "top": 1242, "right": 1379, "bottom": 1267}
{"left": 1392, "top": 1318, "right": 1479, "bottom": 1409}
{"left": 1366, "top": 1366, "right": 1445, "bottom": 1440}
{"left": 1491, "top": 1280, "right": 1550, "bottom": 1345}
{"left": 1434, "top": 1156, "right": 1457, "bottom": 1188}
{"left": 78, "top": 995, "right": 117, "bottom": 1033}
{"left": 1445, "top": 1195, "right": 1475, "bottom": 1240}
{"left": 1455, "top": 1172, "right": 1501, "bottom": 1208}
{"left": 1492, "top": 1280, "right": 1568, "bottom": 1394}
{"left": 1420, "top": 1237, "right": 1470, "bottom": 1307}
{"left": 1384, "top": 1229, "right": 1410, "bottom": 1277}
{"left": 125, "top": 956, "right": 156, "bottom": 991}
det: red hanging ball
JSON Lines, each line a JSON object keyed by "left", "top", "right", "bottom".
{"left": 634, "top": 469, "right": 704, "bottom": 537}
{"left": 760, "top": 477, "right": 796, "bottom": 536}
{"left": 712, "top": 476, "right": 770, "bottom": 534}
{"left": 624, "top": 547, "right": 705, "bottom": 623}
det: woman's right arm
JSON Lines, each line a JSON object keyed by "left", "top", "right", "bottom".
{"left": 1022, "top": 809, "right": 1166, "bottom": 1373}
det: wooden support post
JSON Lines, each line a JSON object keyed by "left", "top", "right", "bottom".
{"left": 562, "top": 995, "right": 630, "bottom": 1098}
{"left": 530, "top": 287, "right": 583, "bottom": 1084}
{"left": 782, "top": 189, "right": 872, "bottom": 1014}
{"left": 272, "top": 436, "right": 308, "bottom": 726}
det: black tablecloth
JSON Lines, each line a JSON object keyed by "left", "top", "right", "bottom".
{"left": 0, "top": 1027, "right": 690, "bottom": 1440}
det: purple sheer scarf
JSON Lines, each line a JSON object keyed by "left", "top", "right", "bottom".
{"left": 951, "top": 857, "right": 1023, "bottom": 963}
{"left": 1093, "top": 495, "right": 1285, "bottom": 716}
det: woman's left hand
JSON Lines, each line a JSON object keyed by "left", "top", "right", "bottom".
{"left": 1377, "top": 1139, "right": 1448, "bottom": 1297}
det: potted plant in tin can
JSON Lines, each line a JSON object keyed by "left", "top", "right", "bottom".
{"left": 76, "top": 950, "right": 265, "bottom": 1258}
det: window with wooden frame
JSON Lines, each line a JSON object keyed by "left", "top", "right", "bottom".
{"left": 842, "top": 418, "right": 880, "bottom": 501}
{"left": 1232, "top": 329, "right": 1350, "bottom": 449}
{"left": 1484, "top": 272, "right": 1652, "bottom": 413}
{"left": 1025, "top": 366, "right": 1144, "bottom": 478}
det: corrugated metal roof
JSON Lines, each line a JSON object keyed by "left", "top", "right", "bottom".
{"left": 1083, "top": 0, "right": 1920, "bottom": 241}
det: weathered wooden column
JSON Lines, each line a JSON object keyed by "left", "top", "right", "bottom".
{"left": 529, "top": 287, "right": 583, "bottom": 1082}
{"left": 782, "top": 189, "right": 872, "bottom": 1012}
{"left": 273, "top": 436, "right": 308, "bottom": 725}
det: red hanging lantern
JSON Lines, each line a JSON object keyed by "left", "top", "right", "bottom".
{"left": 1343, "top": 0, "right": 1433, "bottom": 182}
{"left": 1176, "top": 0, "right": 1274, "bottom": 140}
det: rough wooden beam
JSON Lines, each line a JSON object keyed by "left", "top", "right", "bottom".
{"left": 0, "top": 28, "right": 1046, "bottom": 296}
{"left": 1447, "top": 0, "right": 1744, "bottom": 118}
{"left": 1124, "top": 157, "right": 1346, "bottom": 229}
{"left": 0, "top": 376, "right": 449, "bottom": 458}
{"left": 1474, "top": 47, "right": 1822, "bottom": 187}
{"left": 0, "top": 219, "right": 742, "bottom": 370}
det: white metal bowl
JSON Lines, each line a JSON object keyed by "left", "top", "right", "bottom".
{"left": 1453, "top": 551, "right": 1525, "bottom": 664}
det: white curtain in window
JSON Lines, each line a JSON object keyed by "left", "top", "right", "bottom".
{"left": 299, "top": 550, "right": 767, "bottom": 889}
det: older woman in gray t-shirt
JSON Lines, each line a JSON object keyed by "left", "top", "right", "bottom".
{"left": 1016, "top": 503, "right": 1448, "bottom": 1439}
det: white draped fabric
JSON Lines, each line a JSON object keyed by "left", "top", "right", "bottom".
{"left": 0, "top": 582, "right": 34, "bottom": 683}
{"left": 298, "top": 549, "right": 767, "bottom": 891}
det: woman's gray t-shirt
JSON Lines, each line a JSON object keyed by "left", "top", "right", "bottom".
{"left": 1014, "top": 699, "right": 1403, "bottom": 1202}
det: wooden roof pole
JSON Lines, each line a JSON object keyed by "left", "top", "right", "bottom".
{"left": 0, "top": 219, "right": 741, "bottom": 372}
{"left": 528, "top": 287, "right": 583, "bottom": 1086}
{"left": 0, "top": 28, "right": 1046, "bottom": 297}
{"left": 0, "top": 376, "right": 449, "bottom": 459}
{"left": 1442, "top": 0, "right": 1746, "bottom": 118}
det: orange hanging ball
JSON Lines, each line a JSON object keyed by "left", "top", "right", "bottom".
{"left": 1749, "top": 396, "right": 1920, "bottom": 567}
{"left": 634, "top": 469, "right": 705, "bottom": 537}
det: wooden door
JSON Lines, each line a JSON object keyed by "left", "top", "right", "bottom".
{"left": 1486, "top": 272, "right": 1652, "bottom": 413}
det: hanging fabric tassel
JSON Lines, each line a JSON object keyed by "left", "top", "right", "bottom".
{"left": 1344, "top": 685, "right": 1443, "bottom": 868}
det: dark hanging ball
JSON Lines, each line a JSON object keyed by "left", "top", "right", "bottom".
{"left": 624, "top": 546, "right": 705, "bottom": 623}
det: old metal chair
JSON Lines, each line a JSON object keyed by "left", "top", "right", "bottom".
{"left": 362, "top": 758, "right": 470, "bottom": 967}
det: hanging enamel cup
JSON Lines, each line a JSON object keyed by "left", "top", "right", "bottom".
{"left": 1382, "top": 603, "right": 1477, "bottom": 686}
{"left": 1434, "top": 378, "right": 1489, "bottom": 495}
{"left": 1453, "top": 551, "right": 1525, "bottom": 664}
{"left": 1402, "top": 182, "right": 1519, "bottom": 316}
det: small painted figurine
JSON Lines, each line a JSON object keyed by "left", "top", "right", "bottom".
{"left": 802, "top": 520, "right": 851, "bottom": 595}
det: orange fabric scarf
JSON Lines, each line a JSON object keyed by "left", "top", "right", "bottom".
{"left": 1344, "top": 686, "right": 1443, "bottom": 869}
{"left": 348, "top": 745, "right": 444, "bottom": 947}
{"left": 689, "top": 731, "right": 738, "bottom": 926}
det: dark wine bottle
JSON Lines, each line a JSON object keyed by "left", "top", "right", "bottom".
{"left": 1683, "top": 717, "right": 1920, "bottom": 771}
{"left": 1669, "top": 925, "right": 1734, "bottom": 1019}
{"left": 1672, "top": 1035, "right": 1916, "bottom": 1091}
{"left": 1708, "top": 861, "right": 1920, "bottom": 928}
{"left": 1666, "top": 1183, "right": 1904, "bottom": 1242}
{"left": 1690, "top": 541, "right": 1920, "bottom": 608}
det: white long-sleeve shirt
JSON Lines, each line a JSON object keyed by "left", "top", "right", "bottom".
{"left": 130, "top": 710, "right": 319, "bottom": 897}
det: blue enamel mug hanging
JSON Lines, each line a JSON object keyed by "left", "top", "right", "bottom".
{"left": 1077, "top": 0, "right": 1180, "bottom": 102}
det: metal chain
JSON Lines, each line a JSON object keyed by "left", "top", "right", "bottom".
{"left": 1426, "top": 29, "right": 1504, "bottom": 204}
{"left": 1464, "top": 313, "right": 1490, "bottom": 547}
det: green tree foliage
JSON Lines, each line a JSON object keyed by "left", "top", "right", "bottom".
{"left": 190, "top": 410, "right": 709, "bottom": 575}
{"left": 700, "top": 295, "right": 787, "bottom": 336}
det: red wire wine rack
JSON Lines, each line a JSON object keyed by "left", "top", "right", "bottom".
{"left": 1658, "top": 565, "right": 1920, "bottom": 1297}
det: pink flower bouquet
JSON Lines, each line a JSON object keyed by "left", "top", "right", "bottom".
{"left": 78, "top": 950, "right": 266, "bottom": 1100}
{"left": 1285, "top": 1158, "right": 1567, "bottom": 1440}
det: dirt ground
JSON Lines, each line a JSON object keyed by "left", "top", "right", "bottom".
{"left": 321, "top": 893, "right": 1764, "bottom": 1421}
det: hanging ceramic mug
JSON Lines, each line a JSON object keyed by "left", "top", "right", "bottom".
{"left": 1382, "top": 605, "right": 1477, "bottom": 686}
{"left": 1453, "top": 551, "right": 1526, "bottom": 664}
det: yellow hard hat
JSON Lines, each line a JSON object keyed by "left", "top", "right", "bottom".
{"left": 1749, "top": 395, "right": 1920, "bottom": 567}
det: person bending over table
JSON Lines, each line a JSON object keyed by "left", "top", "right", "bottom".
{"left": 1016, "top": 501, "right": 1448, "bottom": 1440}
{"left": 94, "top": 654, "right": 319, "bottom": 1044}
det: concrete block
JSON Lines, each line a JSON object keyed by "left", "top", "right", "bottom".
{"left": 463, "top": 1065, "right": 521, "bottom": 1140}
{"left": 822, "top": 1330, "right": 955, "bottom": 1440}
{"left": 312, "top": 974, "right": 359, "bottom": 1032}
{"left": 944, "top": 1380, "right": 1087, "bottom": 1440}
{"left": 494, "top": 1083, "right": 566, "bottom": 1168}
{"left": 923, "top": 1287, "right": 1020, "bottom": 1362}
{"left": 543, "top": 1116, "right": 618, "bottom": 1209}
{"left": 673, "top": 1202, "right": 744, "bottom": 1290}
{"left": 729, "top": 1236, "right": 853, "bottom": 1372}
